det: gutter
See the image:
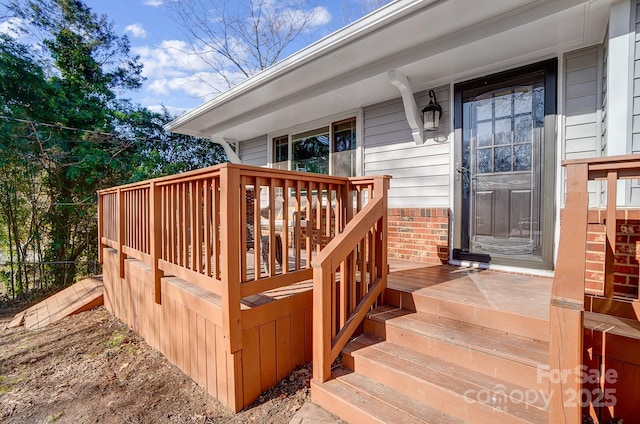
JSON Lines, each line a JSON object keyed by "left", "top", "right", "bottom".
{"left": 164, "top": 0, "right": 443, "bottom": 133}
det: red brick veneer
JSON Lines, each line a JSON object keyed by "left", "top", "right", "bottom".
{"left": 387, "top": 208, "right": 450, "bottom": 264}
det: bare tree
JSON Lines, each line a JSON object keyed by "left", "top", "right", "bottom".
{"left": 339, "top": 0, "right": 391, "bottom": 26}
{"left": 167, "top": 0, "right": 328, "bottom": 91}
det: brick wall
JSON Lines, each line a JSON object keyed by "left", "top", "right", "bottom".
{"left": 576, "top": 209, "right": 640, "bottom": 298}
{"left": 387, "top": 208, "right": 450, "bottom": 264}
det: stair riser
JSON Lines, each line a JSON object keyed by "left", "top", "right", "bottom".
{"left": 350, "top": 351, "right": 546, "bottom": 424}
{"left": 410, "top": 295, "right": 549, "bottom": 342}
{"left": 363, "top": 319, "right": 549, "bottom": 394}
{"left": 311, "top": 380, "right": 404, "bottom": 424}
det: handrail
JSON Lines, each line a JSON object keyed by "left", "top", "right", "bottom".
{"left": 549, "top": 154, "right": 640, "bottom": 424}
{"left": 97, "top": 162, "right": 390, "bottom": 358}
{"left": 311, "top": 176, "right": 389, "bottom": 383}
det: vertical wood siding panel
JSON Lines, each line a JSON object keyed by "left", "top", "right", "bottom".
{"left": 259, "top": 321, "right": 277, "bottom": 391}
{"left": 242, "top": 327, "right": 261, "bottom": 406}
{"left": 214, "top": 324, "right": 228, "bottom": 406}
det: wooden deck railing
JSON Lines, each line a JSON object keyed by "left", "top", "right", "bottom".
{"left": 550, "top": 154, "right": 640, "bottom": 424}
{"left": 312, "top": 176, "right": 389, "bottom": 383}
{"left": 98, "top": 163, "right": 390, "bottom": 357}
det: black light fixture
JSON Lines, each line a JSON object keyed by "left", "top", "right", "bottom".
{"left": 421, "top": 89, "right": 442, "bottom": 131}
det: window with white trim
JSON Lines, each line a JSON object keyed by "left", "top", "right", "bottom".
{"left": 271, "top": 117, "right": 357, "bottom": 177}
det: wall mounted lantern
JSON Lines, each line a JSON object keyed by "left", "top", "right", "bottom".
{"left": 421, "top": 89, "right": 442, "bottom": 131}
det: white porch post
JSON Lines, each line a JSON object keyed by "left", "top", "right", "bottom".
{"left": 606, "top": 0, "right": 635, "bottom": 203}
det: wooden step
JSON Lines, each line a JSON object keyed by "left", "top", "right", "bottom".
{"left": 385, "top": 287, "right": 549, "bottom": 342}
{"left": 311, "top": 367, "right": 465, "bottom": 424}
{"left": 385, "top": 266, "right": 551, "bottom": 342}
{"left": 343, "top": 336, "right": 549, "bottom": 424}
{"left": 362, "top": 307, "right": 549, "bottom": 393}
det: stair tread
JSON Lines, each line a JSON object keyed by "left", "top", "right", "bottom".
{"left": 585, "top": 311, "right": 640, "bottom": 340}
{"left": 367, "top": 308, "right": 549, "bottom": 367}
{"left": 321, "top": 366, "right": 467, "bottom": 424}
{"left": 388, "top": 267, "right": 551, "bottom": 321}
{"left": 346, "top": 335, "right": 549, "bottom": 422}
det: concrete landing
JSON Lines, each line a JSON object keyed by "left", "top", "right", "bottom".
{"left": 8, "top": 276, "right": 104, "bottom": 330}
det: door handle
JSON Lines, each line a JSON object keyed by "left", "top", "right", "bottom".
{"left": 455, "top": 163, "right": 469, "bottom": 181}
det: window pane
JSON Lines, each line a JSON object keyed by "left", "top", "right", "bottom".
{"left": 514, "top": 143, "right": 532, "bottom": 171}
{"left": 494, "top": 90, "right": 512, "bottom": 118}
{"left": 514, "top": 89, "right": 532, "bottom": 114}
{"left": 514, "top": 115, "right": 532, "bottom": 143}
{"left": 477, "top": 148, "right": 492, "bottom": 173}
{"left": 292, "top": 127, "right": 329, "bottom": 174}
{"left": 272, "top": 135, "right": 288, "bottom": 169}
{"left": 475, "top": 98, "right": 492, "bottom": 121}
{"left": 333, "top": 118, "right": 356, "bottom": 176}
{"left": 494, "top": 146, "right": 511, "bottom": 172}
{"left": 494, "top": 118, "right": 512, "bottom": 145}
{"left": 477, "top": 121, "right": 492, "bottom": 147}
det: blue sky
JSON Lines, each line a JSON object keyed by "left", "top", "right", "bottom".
{"left": 76, "top": 0, "right": 377, "bottom": 116}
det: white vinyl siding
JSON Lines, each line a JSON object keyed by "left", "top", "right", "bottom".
{"left": 239, "top": 135, "right": 268, "bottom": 167}
{"left": 363, "top": 86, "right": 450, "bottom": 208}
{"left": 629, "top": 1, "right": 640, "bottom": 204}
{"left": 563, "top": 47, "right": 602, "bottom": 206}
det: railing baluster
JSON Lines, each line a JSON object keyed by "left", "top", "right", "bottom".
{"left": 295, "top": 180, "right": 302, "bottom": 271}
{"left": 204, "top": 179, "right": 212, "bottom": 278}
{"left": 282, "top": 180, "right": 290, "bottom": 274}
{"left": 254, "top": 179, "right": 262, "bottom": 280}
{"left": 195, "top": 179, "right": 203, "bottom": 274}
{"left": 240, "top": 178, "right": 248, "bottom": 282}
{"left": 213, "top": 178, "right": 220, "bottom": 280}
{"left": 269, "top": 179, "right": 276, "bottom": 277}
{"left": 306, "top": 183, "right": 312, "bottom": 267}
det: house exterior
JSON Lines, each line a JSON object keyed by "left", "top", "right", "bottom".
{"left": 95, "top": 0, "right": 640, "bottom": 422}
{"left": 168, "top": 0, "right": 640, "bottom": 284}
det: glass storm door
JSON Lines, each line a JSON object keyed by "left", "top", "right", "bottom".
{"left": 454, "top": 60, "right": 556, "bottom": 269}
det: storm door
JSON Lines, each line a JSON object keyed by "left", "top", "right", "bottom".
{"left": 453, "top": 60, "right": 556, "bottom": 269}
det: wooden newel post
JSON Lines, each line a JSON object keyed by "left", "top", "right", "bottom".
{"left": 149, "top": 181, "right": 164, "bottom": 304}
{"left": 117, "top": 188, "right": 126, "bottom": 278}
{"left": 312, "top": 261, "right": 332, "bottom": 383}
{"left": 220, "top": 165, "right": 242, "bottom": 354}
{"left": 548, "top": 163, "right": 587, "bottom": 424}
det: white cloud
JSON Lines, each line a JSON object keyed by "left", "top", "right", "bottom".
{"left": 305, "top": 7, "right": 332, "bottom": 29}
{"left": 143, "top": 0, "right": 163, "bottom": 6}
{"left": 147, "top": 104, "right": 189, "bottom": 117}
{"left": 134, "top": 39, "right": 247, "bottom": 104}
{"left": 125, "top": 23, "right": 147, "bottom": 39}
{"left": 0, "top": 17, "right": 24, "bottom": 38}
{"left": 134, "top": 40, "right": 214, "bottom": 79}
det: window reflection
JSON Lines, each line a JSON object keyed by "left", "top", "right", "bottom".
{"left": 272, "top": 117, "right": 357, "bottom": 177}
{"left": 471, "top": 85, "right": 543, "bottom": 174}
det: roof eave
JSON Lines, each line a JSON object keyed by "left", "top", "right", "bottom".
{"left": 164, "top": 0, "right": 441, "bottom": 135}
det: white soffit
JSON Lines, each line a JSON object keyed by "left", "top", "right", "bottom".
{"left": 167, "top": 0, "right": 612, "bottom": 141}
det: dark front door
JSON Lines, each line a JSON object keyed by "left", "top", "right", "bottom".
{"left": 454, "top": 59, "right": 556, "bottom": 269}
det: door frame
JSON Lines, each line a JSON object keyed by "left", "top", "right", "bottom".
{"left": 452, "top": 58, "right": 557, "bottom": 270}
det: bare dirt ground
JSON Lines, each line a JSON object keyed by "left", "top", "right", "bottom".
{"left": 0, "top": 297, "right": 323, "bottom": 424}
